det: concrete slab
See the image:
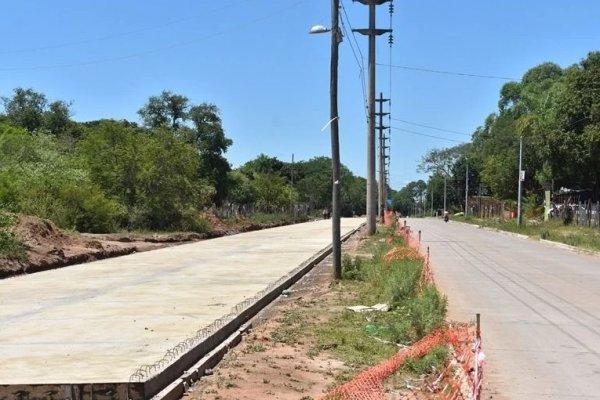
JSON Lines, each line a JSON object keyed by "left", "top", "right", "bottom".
{"left": 0, "top": 218, "right": 364, "bottom": 387}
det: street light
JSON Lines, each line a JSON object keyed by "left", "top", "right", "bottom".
{"left": 310, "top": 0, "right": 342, "bottom": 279}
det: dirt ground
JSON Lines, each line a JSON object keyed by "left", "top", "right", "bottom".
{"left": 184, "top": 230, "right": 370, "bottom": 400}
{"left": 0, "top": 213, "right": 296, "bottom": 279}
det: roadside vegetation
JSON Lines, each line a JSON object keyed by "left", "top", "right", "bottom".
{"left": 390, "top": 52, "right": 600, "bottom": 229}
{"left": 270, "top": 227, "right": 448, "bottom": 384}
{"left": 0, "top": 212, "right": 26, "bottom": 260}
{"left": 1, "top": 90, "right": 367, "bottom": 234}
{"left": 455, "top": 215, "right": 600, "bottom": 252}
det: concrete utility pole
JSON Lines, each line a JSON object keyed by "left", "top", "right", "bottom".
{"left": 465, "top": 159, "right": 469, "bottom": 217}
{"left": 376, "top": 92, "right": 389, "bottom": 222}
{"left": 309, "top": 3, "right": 341, "bottom": 277}
{"left": 330, "top": 0, "right": 342, "bottom": 277}
{"left": 430, "top": 187, "right": 434, "bottom": 216}
{"left": 443, "top": 175, "right": 447, "bottom": 214}
{"left": 517, "top": 135, "right": 524, "bottom": 227}
{"left": 354, "top": 0, "right": 392, "bottom": 235}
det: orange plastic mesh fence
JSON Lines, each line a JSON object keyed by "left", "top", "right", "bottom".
{"left": 321, "top": 225, "right": 483, "bottom": 400}
{"left": 321, "top": 325, "right": 480, "bottom": 400}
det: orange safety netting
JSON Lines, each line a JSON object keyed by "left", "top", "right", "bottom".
{"left": 321, "top": 324, "right": 480, "bottom": 400}
{"left": 321, "top": 218, "right": 484, "bottom": 400}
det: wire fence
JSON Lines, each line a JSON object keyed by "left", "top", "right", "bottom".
{"left": 550, "top": 201, "right": 600, "bottom": 228}
{"left": 212, "top": 202, "right": 311, "bottom": 219}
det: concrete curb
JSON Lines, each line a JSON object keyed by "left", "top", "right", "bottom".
{"left": 479, "top": 226, "right": 529, "bottom": 240}
{"left": 539, "top": 239, "right": 600, "bottom": 257}
{"left": 451, "top": 220, "right": 530, "bottom": 240}
{"left": 448, "top": 220, "right": 599, "bottom": 256}
{"left": 150, "top": 323, "right": 252, "bottom": 400}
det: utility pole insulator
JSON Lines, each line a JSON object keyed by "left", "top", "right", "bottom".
{"left": 352, "top": 28, "right": 392, "bottom": 36}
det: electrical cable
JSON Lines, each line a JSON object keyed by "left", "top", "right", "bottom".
{"left": 378, "top": 63, "right": 517, "bottom": 81}
{"left": 0, "top": 1, "right": 306, "bottom": 71}
{"left": 391, "top": 126, "right": 465, "bottom": 143}
{"left": 0, "top": 0, "right": 247, "bottom": 55}
{"left": 391, "top": 117, "right": 471, "bottom": 136}
{"left": 340, "top": 0, "right": 368, "bottom": 118}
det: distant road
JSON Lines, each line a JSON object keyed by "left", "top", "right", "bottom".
{"left": 406, "top": 218, "right": 600, "bottom": 400}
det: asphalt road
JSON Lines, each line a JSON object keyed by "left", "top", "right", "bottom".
{"left": 405, "top": 218, "right": 600, "bottom": 400}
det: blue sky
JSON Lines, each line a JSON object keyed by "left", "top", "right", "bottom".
{"left": 1, "top": 0, "right": 599, "bottom": 190}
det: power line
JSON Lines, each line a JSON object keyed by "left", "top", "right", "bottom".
{"left": 340, "top": 0, "right": 368, "bottom": 117}
{"left": 0, "top": 1, "right": 305, "bottom": 71}
{"left": 0, "top": 0, "right": 246, "bottom": 55}
{"left": 391, "top": 126, "right": 465, "bottom": 143}
{"left": 340, "top": 1, "right": 365, "bottom": 66}
{"left": 391, "top": 117, "right": 471, "bottom": 136}
{"left": 378, "top": 63, "right": 517, "bottom": 81}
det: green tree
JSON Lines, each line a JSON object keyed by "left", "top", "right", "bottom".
{"left": 138, "top": 90, "right": 190, "bottom": 129}
{"left": 44, "top": 100, "right": 73, "bottom": 136}
{"left": 239, "top": 154, "right": 285, "bottom": 177}
{"left": 188, "top": 103, "right": 232, "bottom": 205}
{"left": 79, "top": 120, "right": 212, "bottom": 231}
{"left": 0, "top": 122, "right": 119, "bottom": 232}
{"left": 2, "top": 88, "right": 47, "bottom": 132}
{"left": 294, "top": 157, "right": 332, "bottom": 209}
{"left": 252, "top": 172, "right": 293, "bottom": 212}
{"left": 227, "top": 170, "right": 257, "bottom": 205}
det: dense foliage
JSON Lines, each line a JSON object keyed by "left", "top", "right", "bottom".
{"left": 395, "top": 51, "right": 600, "bottom": 215}
{"left": 0, "top": 89, "right": 367, "bottom": 233}
{"left": 235, "top": 154, "right": 367, "bottom": 216}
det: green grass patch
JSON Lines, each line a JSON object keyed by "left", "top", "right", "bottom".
{"left": 309, "top": 227, "right": 447, "bottom": 373}
{"left": 456, "top": 215, "right": 600, "bottom": 252}
{"left": 0, "top": 212, "right": 27, "bottom": 260}
{"left": 402, "top": 345, "right": 449, "bottom": 375}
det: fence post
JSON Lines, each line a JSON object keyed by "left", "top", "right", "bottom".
{"left": 475, "top": 313, "right": 482, "bottom": 400}
{"left": 418, "top": 230, "right": 421, "bottom": 243}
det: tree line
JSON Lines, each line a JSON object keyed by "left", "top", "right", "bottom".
{"left": 393, "top": 51, "right": 600, "bottom": 217}
{"left": 0, "top": 89, "right": 367, "bottom": 233}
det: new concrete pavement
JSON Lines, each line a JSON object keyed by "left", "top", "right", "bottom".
{"left": 0, "top": 218, "right": 364, "bottom": 385}
{"left": 406, "top": 218, "right": 600, "bottom": 400}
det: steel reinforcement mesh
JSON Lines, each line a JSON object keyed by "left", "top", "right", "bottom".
{"left": 320, "top": 211, "right": 484, "bottom": 400}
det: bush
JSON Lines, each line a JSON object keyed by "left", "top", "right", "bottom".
{"left": 408, "top": 287, "right": 447, "bottom": 339}
{"left": 342, "top": 255, "right": 364, "bottom": 280}
{"left": 0, "top": 213, "right": 26, "bottom": 260}
{"left": 385, "top": 260, "right": 422, "bottom": 304}
{"left": 403, "top": 345, "right": 449, "bottom": 375}
{"left": 179, "top": 210, "right": 210, "bottom": 233}
{"left": 73, "top": 190, "right": 121, "bottom": 233}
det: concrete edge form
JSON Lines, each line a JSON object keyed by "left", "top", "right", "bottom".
{"left": 149, "top": 323, "right": 252, "bottom": 400}
{"left": 0, "top": 383, "right": 136, "bottom": 400}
